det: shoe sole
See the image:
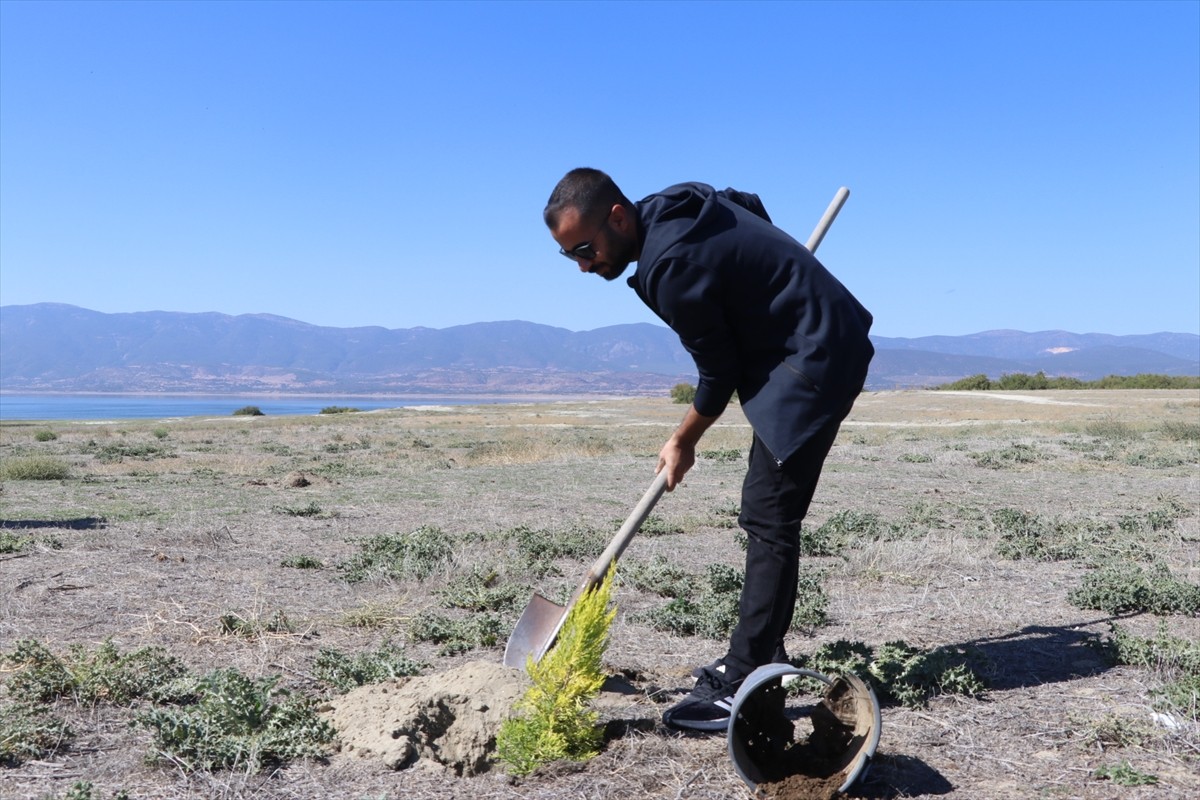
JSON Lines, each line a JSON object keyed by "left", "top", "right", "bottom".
{"left": 663, "top": 716, "right": 730, "bottom": 732}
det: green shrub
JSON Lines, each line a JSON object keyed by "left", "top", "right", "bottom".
{"left": 338, "top": 526, "right": 455, "bottom": 582}
{"left": 55, "top": 780, "right": 128, "bottom": 800}
{"left": 307, "top": 460, "right": 376, "bottom": 479}
{"left": 2, "top": 639, "right": 189, "bottom": 706}
{"left": 991, "top": 506, "right": 1176, "bottom": 564}
{"left": 496, "top": 568, "right": 615, "bottom": 776}
{"left": 1069, "top": 562, "right": 1200, "bottom": 616}
{"left": 638, "top": 564, "right": 741, "bottom": 638}
{"left": 3, "top": 640, "right": 73, "bottom": 702}
{"left": 622, "top": 556, "right": 693, "bottom": 598}
{"left": 0, "top": 531, "right": 33, "bottom": 554}
{"left": 1125, "top": 497, "right": 1191, "bottom": 533}
{"left": 322, "top": 436, "right": 372, "bottom": 453}
{"left": 1077, "top": 713, "right": 1157, "bottom": 750}
{"left": 86, "top": 441, "right": 175, "bottom": 463}
{"left": 994, "top": 371, "right": 1050, "bottom": 390}
{"left": 1153, "top": 674, "right": 1199, "bottom": 720}
{"left": 889, "top": 500, "right": 945, "bottom": 539}
{"left": 0, "top": 701, "right": 73, "bottom": 765}
{"left": 319, "top": 406, "right": 361, "bottom": 414}
{"left": 798, "top": 639, "right": 986, "bottom": 708}
{"left": 710, "top": 500, "right": 741, "bottom": 528}
{"left": 438, "top": 567, "right": 528, "bottom": 612}
{"left": 801, "top": 639, "right": 873, "bottom": 681}
{"left": 152, "top": 428, "right": 169, "bottom": 440}
{"left": 33, "top": 429, "right": 58, "bottom": 442}
{"left": 1085, "top": 416, "right": 1139, "bottom": 442}
{"left": 638, "top": 563, "right": 827, "bottom": 638}
{"left": 991, "top": 508, "right": 1079, "bottom": 561}
{"left": 635, "top": 514, "right": 684, "bottom": 536}
{"left": 868, "top": 641, "right": 987, "bottom": 707}
{"left": 700, "top": 448, "right": 742, "bottom": 462}
{"left": 280, "top": 554, "right": 324, "bottom": 569}
{"left": 0, "top": 456, "right": 71, "bottom": 481}
{"left": 1160, "top": 420, "right": 1200, "bottom": 441}
{"left": 670, "top": 383, "right": 697, "bottom": 404}
{"left": 218, "top": 609, "right": 296, "bottom": 638}
{"left": 272, "top": 501, "right": 327, "bottom": 517}
{"left": 937, "top": 373, "right": 992, "bottom": 390}
{"left": 1123, "top": 450, "right": 1191, "bottom": 469}
{"left": 135, "top": 669, "right": 334, "bottom": 773}
{"left": 312, "top": 642, "right": 425, "bottom": 692}
{"left": 969, "top": 442, "right": 1046, "bottom": 469}
{"left": 1099, "top": 622, "right": 1200, "bottom": 676}
{"left": 338, "top": 601, "right": 406, "bottom": 629}
{"left": 791, "top": 567, "right": 830, "bottom": 629}
{"left": 1093, "top": 761, "right": 1158, "bottom": 786}
{"left": 232, "top": 406, "right": 264, "bottom": 416}
{"left": 501, "top": 524, "right": 606, "bottom": 577}
{"left": 801, "top": 509, "right": 883, "bottom": 556}
{"left": 407, "top": 611, "right": 504, "bottom": 655}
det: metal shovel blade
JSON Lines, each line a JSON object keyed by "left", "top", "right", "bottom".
{"left": 503, "top": 472, "right": 668, "bottom": 669}
{"left": 503, "top": 592, "right": 569, "bottom": 668}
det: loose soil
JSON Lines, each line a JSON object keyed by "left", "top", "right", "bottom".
{"left": 1, "top": 390, "right": 1198, "bottom": 799}
{"left": 734, "top": 674, "right": 877, "bottom": 800}
{"left": 322, "top": 660, "right": 528, "bottom": 776}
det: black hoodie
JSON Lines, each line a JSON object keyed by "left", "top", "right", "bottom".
{"left": 629, "top": 182, "right": 874, "bottom": 463}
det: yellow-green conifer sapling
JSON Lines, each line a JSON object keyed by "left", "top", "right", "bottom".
{"left": 496, "top": 568, "right": 617, "bottom": 775}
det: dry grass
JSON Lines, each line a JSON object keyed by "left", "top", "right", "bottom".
{"left": 1, "top": 390, "right": 1198, "bottom": 799}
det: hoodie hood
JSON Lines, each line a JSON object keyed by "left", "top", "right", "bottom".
{"left": 635, "top": 182, "right": 772, "bottom": 269}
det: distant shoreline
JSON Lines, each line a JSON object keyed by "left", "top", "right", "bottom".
{"left": 0, "top": 391, "right": 641, "bottom": 423}
{"left": 0, "top": 389, "right": 637, "bottom": 402}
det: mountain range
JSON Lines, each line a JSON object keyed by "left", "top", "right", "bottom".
{"left": 1, "top": 303, "right": 1197, "bottom": 395}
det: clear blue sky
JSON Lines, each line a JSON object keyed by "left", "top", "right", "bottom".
{"left": 2, "top": 0, "right": 1197, "bottom": 338}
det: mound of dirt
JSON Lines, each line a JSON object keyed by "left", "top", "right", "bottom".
{"left": 284, "top": 471, "right": 328, "bottom": 487}
{"left": 323, "top": 660, "right": 529, "bottom": 776}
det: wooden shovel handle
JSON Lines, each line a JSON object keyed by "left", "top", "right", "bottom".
{"left": 578, "top": 472, "right": 668, "bottom": 593}
{"left": 806, "top": 187, "right": 850, "bottom": 253}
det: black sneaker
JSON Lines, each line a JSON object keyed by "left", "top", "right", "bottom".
{"left": 663, "top": 662, "right": 742, "bottom": 731}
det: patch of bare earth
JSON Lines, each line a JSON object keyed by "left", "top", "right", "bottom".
{"left": 1, "top": 390, "right": 1197, "bottom": 799}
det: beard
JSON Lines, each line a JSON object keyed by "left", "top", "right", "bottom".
{"left": 593, "top": 228, "right": 638, "bottom": 281}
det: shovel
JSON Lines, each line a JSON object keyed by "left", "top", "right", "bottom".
{"left": 503, "top": 187, "right": 852, "bottom": 669}
{"left": 504, "top": 472, "right": 668, "bottom": 667}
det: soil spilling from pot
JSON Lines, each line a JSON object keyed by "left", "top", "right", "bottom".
{"left": 734, "top": 677, "right": 871, "bottom": 800}
{"left": 321, "top": 660, "right": 528, "bottom": 776}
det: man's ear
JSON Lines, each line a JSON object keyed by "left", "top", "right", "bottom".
{"left": 609, "top": 203, "right": 630, "bottom": 233}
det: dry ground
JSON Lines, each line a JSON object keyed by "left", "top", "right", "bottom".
{"left": 1, "top": 389, "right": 1198, "bottom": 800}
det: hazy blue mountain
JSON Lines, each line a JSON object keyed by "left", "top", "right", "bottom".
{"left": 865, "top": 345, "right": 1199, "bottom": 389}
{"left": 1, "top": 303, "right": 1196, "bottom": 394}
{"left": 870, "top": 330, "right": 1199, "bottom": 362}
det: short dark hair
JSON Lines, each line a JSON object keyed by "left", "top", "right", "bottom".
{"left": 544, "top": 167, "right": 632, "bottom": 230}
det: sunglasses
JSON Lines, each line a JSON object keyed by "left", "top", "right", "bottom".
{"left": 559, "top": 210, "right": 611, "bottom": 263}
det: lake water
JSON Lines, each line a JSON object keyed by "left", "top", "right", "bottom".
{"left": 0, "top": 393, "right": 518, "bottom": 422}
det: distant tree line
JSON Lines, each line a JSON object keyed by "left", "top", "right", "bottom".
{"left": 670, "top": 373, "right": 1198, "bottom": 399}
{"left": 934, "top": 372, "right": 1200, "bottom": 391}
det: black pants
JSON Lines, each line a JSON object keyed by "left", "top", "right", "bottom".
{"left": 722, "top": 414, "right": 846, "bottom": 679}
